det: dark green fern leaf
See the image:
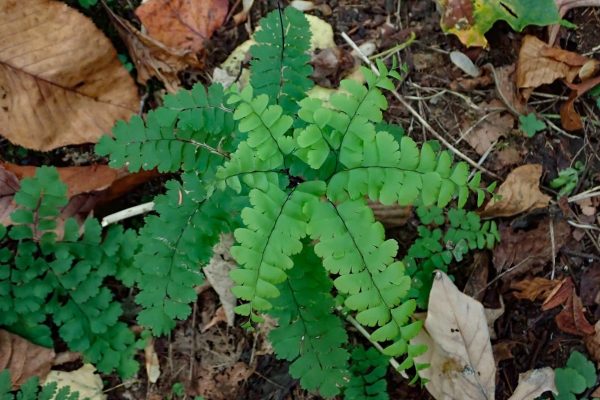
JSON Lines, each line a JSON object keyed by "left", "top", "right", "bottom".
{"left": 269, "top": 247, "right": 350, "bottom": 397}
{"left": 344, "top": 346, "right": 389, "bottom": 400}
{"left": 134, "top": 173, "right": 238, "bottom": 335}
{"left": 250, "top": 6, "right": 313, "bottom": 113}
{"left": 96, "top": 83, "right": 234, "bottom": 175}
{"left": 0, "top": 371, "right": 82, "bottom": 400}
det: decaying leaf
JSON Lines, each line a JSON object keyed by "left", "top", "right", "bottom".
{"left": 193, "top": 362, "right": 254, "bottom": 400}
{"left": 517, "top": 35, "right": 594, "bottom": 98}
{"left": 493, "top": 341, "right": 518, "bottom": 364}
{"left": 413, "top": 271, "right": 495, "bottom": 400}
{"left": 462, "top": 103, "right": 514, "bottom": 156}
{"left": 489, "top": 64, "right": 529, "bottom": 115}
{"left": 493, "top": 219, "right": 570, "bottom": 281}
{"left": 103, "top": 2, "right": 202, "bottom": 92}
{"left": 542, "top": 278, "right": 595, "bottom": 336}
{"left": 561, "top": 75, "right": 600, "bottom": 131}
{"left": 463, "top": 252, "right": 490, "bottom": 302}
{"left": 580, "top": 262, "right": 600, "bottom": 307}
{"left": 204, "top": 234, "right": 237, "bottom": 326}
{"left": 44, "top": 364, "right": 106, "bottom": 400}
{"left": 144, "top": 339, "right": 161, "bottom": 384}
{"left": 507, "top": 367, "right": 557, "bottom": 400}
{"left": 0, "top": 167, "right": 20, "bottom": 225}
{"left": 0, "top": 0, "right": 139, "bottom": 151}
{"left": 437, "top": 0, "right": 560, "bottom": 47}
{"left": 511, "top": 277, "right": 561, "bottom": 302}
{"left": 135, "top": 0, "right": 228, "bottom": 53}
{"left": 0, "top": 330, "right": 55, "bottom": 389}
{"left": 480, "top": 164, "right": 551, "bottom": 218}
{"left": 485, "top": 297, "right": 505, "bottom": 340}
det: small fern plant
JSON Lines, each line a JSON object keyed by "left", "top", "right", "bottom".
{"left": 0, "top": 167, "right": 140, "bottom": 378}
{"left": 95, "top": 6, "right": 494, "bottom": 397}
{"left": 0, "top": 370, "right": 82, "bottom": 400}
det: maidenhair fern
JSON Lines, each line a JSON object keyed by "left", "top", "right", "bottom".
{"left": 78, "top": 5, "right": 498, "bottom": 398}
{"left": 0, "top": 167, "right": 139, "bottom": 378}
{"left": 345, "top": 346, "right": 390, "bottom": 400}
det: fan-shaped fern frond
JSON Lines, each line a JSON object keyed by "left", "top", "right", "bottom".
{"left": 307, "top": 198, "right": 425, "bottom": 369}
{"left": 269, "top": 247, "right": 350, "bottom": 397}
{"left": 230, "top": 181, "right": 324, "bottom": 323}
{"left": 134, "top": 173, "right": 237, "bottom": 335}
{"left": 250, "top": 6, "right": 313, "bottom": 113}
{"left": 96, "top": 83, "right": 234, "bottom": 174}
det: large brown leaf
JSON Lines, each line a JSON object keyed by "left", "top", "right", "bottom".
{"left": 135, "top": 0, "right": 228, "bottom": 53}
{"left": 0, "top": 330, "right": 55, "bottom": 389}
{"left": 480, "top": 164, "right": 551, "bottom": 218}
{"left": 0, "top": 0, "right": 139, "bottom": 151}
{"left": 103, "top": 1, "right": 202, "bottom": 92}
{"left": 413, "top": 271, "right": 496, "bottom": 400}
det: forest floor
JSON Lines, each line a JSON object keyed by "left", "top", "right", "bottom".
{"left": 1, "top": 0, "right": 599, "bottom": 399}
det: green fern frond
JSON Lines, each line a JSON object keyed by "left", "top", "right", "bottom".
{"left": 96, "top": 83, "right": 234, "bottom": 174}
{"left": 134, "top": 173, "right": 237, "bottom": 335}
{"left": 250, "top": 6, "right": 313, "bottom": 113}
{"left": 307, "top": 198, "right": 425, "bottom": 369}
{"left": 0, "top": 371, "right": 82, "bottom": 400}
{"left": 230, "top": 181, "right": 324, "bottom": 323}
{"left": 0, "top": 168, "right": 139, "bottom": 377}
{"left": 269, "top": 247, "right": 350, "bottom": 397}
{"left": 344, "top": 346, "right": 389, "bottom": 400}
{"left": 405, "top": 206, "right": 500, "bottom": 308}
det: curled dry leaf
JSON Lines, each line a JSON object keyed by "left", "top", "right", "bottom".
{"left": 493, "top": 219, "right": 570, "bottom": 281}
{"left": 0, "top": 0, "right": 139, "bottom": 151}
{"left": 135, "top": 0, "right": 228, "bottom": 54}
{"left": 507, "top": 367, "right": 557, "bottom": 400}
{"left": 144, "top": 339, "right": 161, "bottom": 384}
{"left": 516, "top": 35, "right": 593, "bottom": 98}
{"left": 542, "top": 278, "right": 595, "bottom": 336}
{"left": 511, "top": 277, "right": 561, "bottom": 302}
{"left": 44, "top": 364, "right": 106, "bottom": 400}
{"left": 0, "top": 330, "right": 55, "bottom": 389}
{"left": 480, "top": 164, "right": 551, "bottom": 218}
{"left": 488, "top": 64, "right": 529, "bottom": 115}
{"left": 561, "top": 74, "right": 600, "bottom": 131}
{"left": 413, "top": 271, "right": 495, "bottom": 400}
{"left": 203, "top": 234, "right": 237, "bottom": 326}
{"left": 103, "top": 2, "right": 202, "bottom": 93}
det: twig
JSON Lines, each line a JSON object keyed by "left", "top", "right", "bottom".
{"left": 101, "top": 201, "right": 155, "bottom": 227}
{"left": 339, "top": 307, "right": 408, "bottom": 378}
{"left": 568, "top": 185, "right": 600, "bottom": 203}
{"left": 550, "top": 219, "right": 557, "bottom": 280}
{"left": 340, "top": 32, "right": 501, "bottom": 180}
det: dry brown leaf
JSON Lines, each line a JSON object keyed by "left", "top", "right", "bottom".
{"left": 516, "top": 35, "right": 595, "bottom": 98}
{"left": 0, "top": 0, "right": 139, "bottom": 151}
{"left": 413, "top": 271, "right": 495, "bottom": 400}
{"left": 135, "top": 0, "right": 228, "bottom": 53}
{"left": 103, "top": 2, "right": 201, "bottom": 93}
{"left": 485, "top": 297, "right": 505, "bottom": 340}
{"left": 493, "top": 341, "right": 518, "bottom": 364}
{"left": 560, "top": 74, "right": 600, "bottom": 131}
{"left": 511, "top": 277, "right": 561, "bottom": 302}
{"left": 144, "top": 339, "right": 161, "bottom": 384}
{"left": 507, "top": 367, "right": 557, "bottom": 400}
{"left": 0, "top": 330, "right": 55, "bottom": 389}
{"left": 585, "top": 321, "right": 600, "bottom": 367}
{"left": 494, "top": 147, "right": 523, "bottom": 169}
{"left": 44, "top": 364, "right": 106, "bottom": 400}
{"left": 193, "top": 362, "right": 254, "bottom": 400}
{"left": 463, "top": 252, "right": 489, "bottom": 302}
{"left": 493, "top": 219, "right": 570, "bottom": 281}
{"left": 554, "top": 289, "right": 595, "bottom": 336}
{"left": 542, "top": 277, "right": 574, "bottom": 310}
{"left": 489, "top": 64, "right": 529, "bottom": 115}
{"left": 463, "top": 109, "right": 514, "bottom": 156}
{"left": 593, "top": 386, "right": 600, "bottom": 399}
{"left": 580, "top": 262, "right": 600, "bottom": 307}
{"left": 480, "top": 164, "right": 551, "bottom": 218}
{"left": 203, "top": 234, "right": 237, "bottom": 327}
{"left": 202, "top": 306, "right": 228, "bottom": 333}
{"left": 481, "top": 164, "right": 549, "bottom": 215}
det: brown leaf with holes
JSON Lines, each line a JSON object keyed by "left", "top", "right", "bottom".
{"left": 103, "top": 2, "right": 201, "bottom": 93}
{"left": 0, "top": 0, "right": 139, "bottom": 151}
{"left": 511, "top": 277, "right": 561, "bottom": 302}
{"left": 0, "top": 330, "right": 55, "bottom": 389}
{"left": 516, "top": 35, "right": 596, "bottom": 99}
{"left": 493, "top": 218, "right": 570, "bottom": 281}
{"left": 480, "top": 164, "right": 551, "bottom": 218}
{"left": 135, "top": 0, "right": 228, "bottom": 54}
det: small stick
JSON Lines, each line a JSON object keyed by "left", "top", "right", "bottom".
{"left": 550, "top": 219, "right": 557, "bottom": 280}
{"left": 101, "top": 201, "right": 155, "bottom": 227}
{"left": 340, "top": 32, "right": 501, "bottom": 180}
